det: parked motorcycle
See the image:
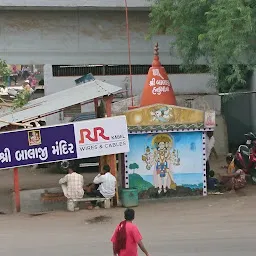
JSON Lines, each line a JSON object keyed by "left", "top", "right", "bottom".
{"left": 235, "top": 132, "right": 256, "bottom": 184}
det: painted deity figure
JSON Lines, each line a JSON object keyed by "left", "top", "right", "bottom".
{"left": 171, "top": 149, "right": 180, "bottom": 166}
{"left": 152, "top": 134, "right": 179, "bottom": 194}
{"left": 142, "top": 146, "right": 153, "bottom": 170}
{"left": 155, "top": 141, "right": 170, "bottom": 193}
{"left": 29, "top": 130, "right": 41, "bottom": 146}
{"left": 205, "top": 111, "right": 215, "bottom": 127}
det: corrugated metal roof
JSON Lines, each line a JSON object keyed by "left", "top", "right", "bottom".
{"left": 0, "top": 79, "right": 121, "bottom": 128}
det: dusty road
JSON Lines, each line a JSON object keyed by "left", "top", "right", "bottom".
{"left": 0, "top": 194, "right": 255, "bottom": 256}
{"left": 0, "top": 156, "right": 255, "bottom": 255}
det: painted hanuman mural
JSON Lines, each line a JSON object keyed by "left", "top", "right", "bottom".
{"left": 142, "top": 134, "right": 180, "bottom": 194}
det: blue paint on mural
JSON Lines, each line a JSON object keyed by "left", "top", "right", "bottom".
{"left": 127, "top": 132, "right": 204, "bottom": 197}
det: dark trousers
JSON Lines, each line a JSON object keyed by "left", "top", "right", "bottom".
{"left": 86, "top": 184, "right": 104, "bottom": 206}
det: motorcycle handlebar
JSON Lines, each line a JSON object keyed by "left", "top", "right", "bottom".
{"left": 245, "top": 132, "right": 256, "bottom": 140}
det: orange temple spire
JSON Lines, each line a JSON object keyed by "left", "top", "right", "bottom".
{"left": 140, "top": 43, "right": 177, "bottom": 107}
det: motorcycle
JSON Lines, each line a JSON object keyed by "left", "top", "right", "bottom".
{"left": 235, "top": 132, "right": 256, "bottom": 184}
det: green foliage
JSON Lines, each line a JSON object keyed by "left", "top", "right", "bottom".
{"left": 129, "top": 163, "right": 139, "bottom": 170}
{"left": 0, "top": 59, "right": 11, "bottom": 77}
{"left": 13, "top": 90, "right": 31, "bottom": 109}
{"left": 129, "top": 163, "right": 139, "bottom": 174}
{"left": 149, "top": 0, "right": 256, "bottom": 92}
{"left": 0, "top": 59, "right": 11, "bottom": 87}
{"left": 129, "top": 173, "right": 153, "bottom": 192}
{"left": 0, "top": 58, "right": 31, "bottom": 109}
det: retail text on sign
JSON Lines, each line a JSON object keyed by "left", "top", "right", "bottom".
{"left": 74, "top": 116, "right": 129, "bottom": 159}
{"left": 0, "top": 116, "right": 129, "bottom": 170}
{"left": 79, "top": 127, "right": 110, "bottom": 143}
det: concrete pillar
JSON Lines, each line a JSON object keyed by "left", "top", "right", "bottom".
{"left": 43, "top": 64, "right": 53, "bottom": 96}
{"left": 43, "top": 64, "right": 60, "bottom": 125}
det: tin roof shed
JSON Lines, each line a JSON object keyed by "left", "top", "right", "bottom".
{"left": 0, "top": 79, "right": 122, "bottom": 128}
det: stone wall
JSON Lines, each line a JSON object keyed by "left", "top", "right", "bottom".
{"left": 15, "top": 187, "right": 66, "bottom": 213}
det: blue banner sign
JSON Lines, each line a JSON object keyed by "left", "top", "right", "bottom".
{"left": 0, "top": 116, "right": 129, "bottom": 169}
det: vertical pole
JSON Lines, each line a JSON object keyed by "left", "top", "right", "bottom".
{"left": 124, "top": 0, "right": 134, "bottom": 105}
{"left": 13, "top": 168, "right": 21, "bottom": 212}
{"left": 104, "top": 95, "right": 113, "bottom": 117}
{"left": 94, "top": 98, "right": 99, "bottom": 116}
{"left": 95, "top": 98, "right": 102, "bottom": 172}
{"left": 103, "top": 95, "right": 118, "bottom": 206}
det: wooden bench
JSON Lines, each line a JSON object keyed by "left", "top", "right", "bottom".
{"left": 67, "top": 197, "right": 111, "bottom": 211}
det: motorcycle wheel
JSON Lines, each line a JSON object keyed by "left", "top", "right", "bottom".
{"left": 250, "top": 169, "right": 256, "bottom": 185}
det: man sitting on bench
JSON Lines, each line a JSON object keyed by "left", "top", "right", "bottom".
{"left": 59, "top": 165, "right": 84, "bottom": 201}
{"left": 85, "top": 164, "right": 116, "bottom": 209}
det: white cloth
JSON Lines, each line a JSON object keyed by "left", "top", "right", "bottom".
{"left": 206, "top": 136, "right": 215, "bottom": 160}
{"left": 59, "top": 172, "right": 84, "bottom": 199}
{"left": 93, "top": 172, "right": 116, "bottom": 198}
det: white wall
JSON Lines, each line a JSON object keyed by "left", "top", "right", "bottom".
{"left": 45, "top": 74, "right": 216, "bottom": 96}
{"left": 214, "top": 116, "right": 229, "bottom": 155}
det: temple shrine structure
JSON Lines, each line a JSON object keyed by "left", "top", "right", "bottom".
{"left": 122, "top": 43, "right": 215, "bottom": 199}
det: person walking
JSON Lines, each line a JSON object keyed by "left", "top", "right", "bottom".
{"left": 111, "top": 208, "right": 150, "bottom": 256}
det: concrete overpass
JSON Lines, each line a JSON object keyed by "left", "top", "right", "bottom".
{"left": 0, "top": 0, "right": 151, "bottom": 10}
{"left": 0, "top": 0, "right": 179, "bottom": 65}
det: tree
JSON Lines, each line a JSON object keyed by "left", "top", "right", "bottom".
{"left": 12, "top": 89, "right": 31, "bottom": 109}
{"left": 129, "top": 163, "right": 139, "bottom": 174}
{"left": 149, "top": 0, "right": 256, "bottom": 93}
{"left": 0, "top": 59, "right": 11, "bottom": 106}
{"left": 0, "top": 59, "right": 11, "bottom": 88}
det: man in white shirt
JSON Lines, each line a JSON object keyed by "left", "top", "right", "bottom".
{"left": 59, "top": 168, "right": 84, "bottom": 200}
{"left": 205, "top": 131, "right": 218, "bottom": 179}
{"left": 86, "top": 164, "right": 116, "bottom": 209}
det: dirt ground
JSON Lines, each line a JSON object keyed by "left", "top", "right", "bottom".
{"left": 0, "top": 155, "right": 255, "bottom": 214}
{"left": 1, "top": 156, "right": 256, "bottom": 255}
{"left": 1, "top": 193, "right": 256, "bottom": 255}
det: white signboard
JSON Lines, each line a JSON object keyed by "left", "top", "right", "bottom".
{"left": 74, "top": 115, "right": 129, "bottom": 159}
